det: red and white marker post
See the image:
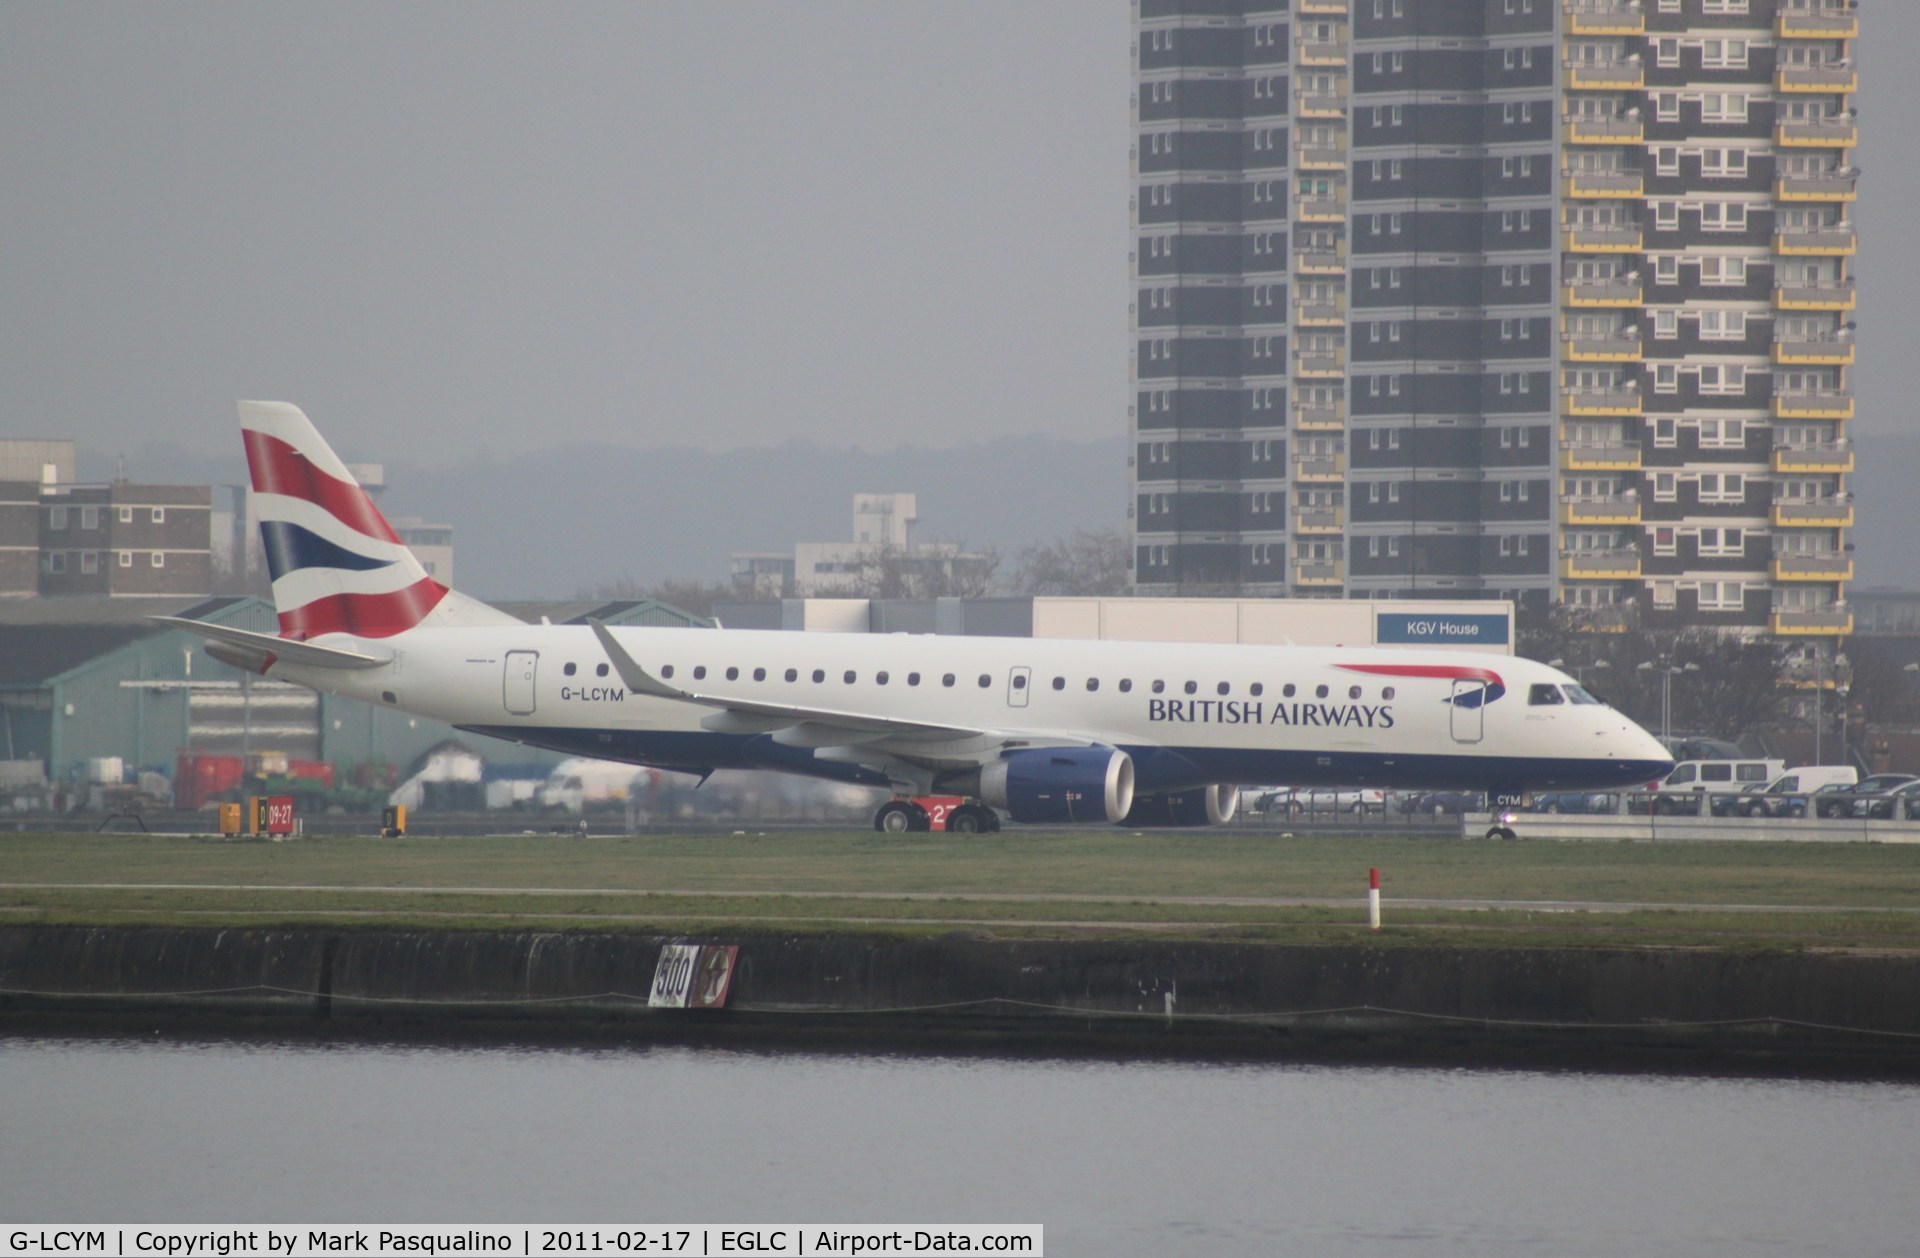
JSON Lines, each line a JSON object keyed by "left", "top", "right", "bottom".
{"left": 1368, "top": 866, "right": 1381, "bottom": 931}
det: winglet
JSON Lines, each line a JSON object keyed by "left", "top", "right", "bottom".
{"left": 588, "top": 619, "right": 685, "bottom": 700}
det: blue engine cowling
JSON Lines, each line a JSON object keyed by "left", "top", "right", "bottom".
{"left": 1123, "top": 784, "right": 1240, "bottom": 827}
{"left": 979, "top": 748, "right": 1135, "bottom": 824}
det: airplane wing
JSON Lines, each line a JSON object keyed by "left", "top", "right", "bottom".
{"left": 588, "top": 619, "right": 1121, "bottom": 780}
{"left": 154, "top": 616, "right": 392, "bottom": 672}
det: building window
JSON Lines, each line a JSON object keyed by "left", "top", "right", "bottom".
{"left": 45, "top": 552, "right": 65, "bottom": 574}
{"left": 151, "top": 551, "right": 165, "bottom": 568}
{"left": 48, "top": 506, "right": 67, "bottom": 530}
{"left": 80, "top": 551, "right": 98, "bottom": 574}
{"left": 118, "top": 550, "right": 132, "bottom": 567}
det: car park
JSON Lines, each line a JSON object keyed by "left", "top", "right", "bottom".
{"left": 1253, "top": 786, "right": 1387, "bottom": 818}
{"left": 1529, "top": 791, "right": 1622, "bottom": 815}
{"left": 1813, "top": 773, "right": 1919, "bottom": 819}
{"left": 1643, "top": 758, "right": 1786, "bottom": 814}
{"left": 1399, "top": 789, "right": 1487, "bottom": 816}
{"left": 1856, "top": 778, "right": 1920, "bottom": 820}
{"left": 1710, "top": 767, "right": 1859, "bottom": 819}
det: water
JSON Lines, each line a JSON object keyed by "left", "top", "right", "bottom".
{"left": 3, "top": 1037, "right": 1918, "bottom": 1256}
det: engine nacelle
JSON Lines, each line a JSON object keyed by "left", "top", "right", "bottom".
{"left": 977, "top": 748, "right": 1135, "bottom": 824}
{"left": 1123, "top": 784, "right": 1240, "bottom": 827}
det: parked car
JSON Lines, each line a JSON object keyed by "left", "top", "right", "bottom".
{"left": 1254, "top": 786, "right": 1387, "bottom": 818}
{"left": 1644, "top": 758, "right": 1787, "bottom": 814}
{"left": 1400, "top": 789, "right": 1487, "bottom": 816}
{"left": 1813, "top": 774, "right": 1920, "bottom": 819}
{"left": 1529, "top": 791, "right": 1621, "bottom": 815}
{"left": 1711, "top": 767, "right": 1859, "bottom": 819}
{"left": 1856, "top": 778, "right": 1920, "bottom": 820}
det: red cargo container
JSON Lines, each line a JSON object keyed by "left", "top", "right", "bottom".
{"left": 174, "top": 752, "right": 246, "bottom": 810}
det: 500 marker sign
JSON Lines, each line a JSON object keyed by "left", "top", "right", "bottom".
{"left": 648, "top": 943, "right": 738, "bottom": 1009}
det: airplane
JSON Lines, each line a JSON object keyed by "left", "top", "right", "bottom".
{"left": 162, "top": 402, "right": 1675, "bottom": 833}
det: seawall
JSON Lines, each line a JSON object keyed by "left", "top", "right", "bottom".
{"left": 3, "top": 926, "right": 1918, "bottom": 1075}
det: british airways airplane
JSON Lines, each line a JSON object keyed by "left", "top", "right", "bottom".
{"left": 163, "top": 403, "right": 1673, "bottom": 832}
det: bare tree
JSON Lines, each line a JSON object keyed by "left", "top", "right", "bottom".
{"left": 1010, "top": 528, "right": 1133, "bottom": 596}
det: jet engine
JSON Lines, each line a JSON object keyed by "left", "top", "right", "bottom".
{"left": 968, "top": 748, "right": 1136, "bottom": 824}
{"left": 1123, "top": 784, "right": 1240, "bottom": 827}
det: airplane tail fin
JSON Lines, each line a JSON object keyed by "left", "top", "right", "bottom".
{"left": 239, "top": 401, "right": 517, "bottom": 639}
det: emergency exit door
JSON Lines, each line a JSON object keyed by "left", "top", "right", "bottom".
{"left": 504, "top": 651, "right": 538, "bottom": 715}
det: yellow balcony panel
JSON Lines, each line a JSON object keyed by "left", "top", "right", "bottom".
{"left": 1772, "top": 392, "right": 1854, "bottom": 421}
{"left": 1771, "top": 501, "right": 1854, "bottom": 529}
{"left": 1562, "top": 172, "right": 1643, "bottom": 199}
{"left": 1562, "top": 226, "right": 1643, "bottom": 253}
{"left": 1561, "top": 496, "right": 1641, "bottom": 526}
{"left": 1562, "top": 117, "right": 1643, "bottom": 145}
{"left": 1771, "top": 337, "right": 1854, "bottom": 366}
{"left": 1771, "top": 555, "right": 1854, "bottom": 582}
{"left": 1778, "top": 11, "right": 1859, "bottom": 39}
{"left": 1771, "top": 443, "right": 1854, "bottom": 474}
{"left": 1563, "top": 332, "right": 1643, "bottom": 362}
{"left": 1293, "top": 562, "right": 1345, "bottom": 587}
{"left": 1296, "top": 0, "right": 1348, "bottom": 13}
{"left": 1295, "top": 195, "right": 1347, "bottom": 223}
{"left": 1566, "top": 4, "right": 1646, "bottom": 35}
{"left": 1562, "top": 441, "right": 1643, "bottom": 471}
{"left": 1775, "top": 227, "right": 1856, "bottom": 256}
{"left": 1775, "top": 120, "right": 1858, "bottom": 149}
{"left": 1563, "top": 388, "right": 1643, "bottom": 417}
{"left": 1777, "top": 66, "right": 1857, "bottom": 94}
{"left": 1775, "top": 174, "right": 1858, "bottom": 203}
{"left": 1292, "top": 455, "right": 1347, "bottom": 482}
{"left": 1774, "top": 282, "right": 1856, "bottom": 311}
{"left": 1562, "top": 280, "right": 1643, "bottom": 308}
{"left": 1293, "top": 350, "right": 1346, "bottom": 378}
{"left": 1293, "top": 509, "right": 1344, "bottom": 534}
{"left": 1294, "top": 91, "right": 1347, "bottom": 119}
{"left": 1561, "top": 550, "right": 1642, "bottom": 580}
{"left": 1292, "top": 404, "right": 1346, "bottom": 431}
{"left": 1294, "top": 249, "right": 1347, "bottom": 275}
{"left": 1770, "top": 610, "right": 1853, "bottom": 636}
{"left": 1297, "top": 39, "right": 1349, "bottom": 67}
{"left": 1293, "top": 299, "right": 1345, "bottom": 326}
{"left": 1295, "top": 144, "right": 1348, "bottom": 171}
{"left": 1565, "top": 62, "right": 1644, "bottom": 91}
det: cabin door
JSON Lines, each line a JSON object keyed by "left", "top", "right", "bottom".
{"left": 1448, "top": 678, "right": 1485, "bottom": 744}
{"left": 504, "top": 650, "right": 538, "bottom": 716}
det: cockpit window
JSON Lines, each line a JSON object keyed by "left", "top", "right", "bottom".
{"left": 1528, "top": 683, "right": 1565, "bottom": 706}
{"left": 1563, "top": 685, "right": 1603, "bottom": 705}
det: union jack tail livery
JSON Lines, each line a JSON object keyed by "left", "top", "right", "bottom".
{"left": 239, "top": 401, "right": 514, "bottom": 640}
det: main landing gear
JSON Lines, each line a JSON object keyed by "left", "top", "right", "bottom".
{"left": 872, "top": 797, "right": 1001, "bottom": 834}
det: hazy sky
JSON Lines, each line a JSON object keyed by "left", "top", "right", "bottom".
{"left": 1, "top": 2, "right": 1129, "bottom": 464}
{"left": 2, "top": 2, "right": 1912, "bottom": 471}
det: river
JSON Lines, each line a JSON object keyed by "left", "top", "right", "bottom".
{"left": 3, "top": 1037, "right": 1916, "bottom": 1256}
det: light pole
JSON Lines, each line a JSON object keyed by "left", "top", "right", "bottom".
{"left": 1636, "top": 659, "right": 1698, "bottom": 749}
{"left": 1814, "top": 651, "right": 1851, "bottom": 766}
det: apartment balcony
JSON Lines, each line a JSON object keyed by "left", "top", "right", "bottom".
{"left": 1770, "top": 609, "right": 1853, "bottom": 636}
{"left": 1562, "top": 440, "right": 1643, "bottom": 471}
{"left": 1565, "top": 61, "right": 1644, "bottom": 91}
{"left": 1562, "top": 279, "right": 1643, "bottom": 307}
{"left": 1293, "top": 296, "right": 1345, "bottom": 326}
{"left": 1772, "top": 389, "right": 1854, "bottom": 421}
{"left": 1775, "top": 225, "right": 1856, "bottom": 256}
{"left": 1563, "top": 330, "right": 1643, "bottom": 362}
{"left": 1771, "top": 500, "right": 1854, "bottom": 528}
{"left": 1775, "top": 173, "right": 1857, "bottom": 202}
{"left": 1563, "top": 386, "right": 1642, "bottom": 417}
{"left": 1770, "top": 440, "right": 1854, "bottom": 474}
{"left": 1562, "top": 171, "right": 1643, "bottom": 200}
{"left": 1294, "top": 246, "right": 1347, "bottom": 275}
{"left": 1777, "top": 10, "right": 1859, "bottom": 39}
{"left": 1297, "top": 38, "right": 1348, "bottom": 67}
{"left": 1293, "top": 402, "right": 1346, "bottom": 431}
{"left": 1562, "top": 225, "right": 1643, "bottom": 253}
{"left": 1293, "top": 562, "right": 1345, "bottom": 587}
{"left": 1563, "top": 116, "right": 1644, "bottom": 145}
{"left": 1561, "top": 549, "right": 1642, "bottom": 580}
{"left": 1774, "top": 280, "right": 1856, "bottom": 311}
{"left": 1771, "top": 553, "right": 1854, "bottom": 582}
{"left": 1776, "top": 119, "right": 1858, "bottom": 149}
{"left": 1294, "top": 90, "right": 1346, "bottom": 119}
{"left": 1565, "top": 2, "right": 1646, "bottom": 36}
{"left": 1293, "top": 348, "right": 1346, "bottom": 378}
{"left": 1297, "top": 0, "right": 1348, "bottom": 12}
{"left": 1293, "top": 508, "right": 1345, "bottom": 535}
{"left": 1292, "top": 454, "right": 1347, "bottom": 482}
{"left": 1772, "top": 333, "right": 1854, "bottom": 366}
{"left": 1561, "top": 495, "right": 1641, "bottom": 526}
{"left": 1295, "top": 194, "right": 1347, "bottom": 224}
{"left": 1776, "top": 65, "right": 1858, "bottom": 94}
{"left": 1296, "top": 143, "right": 1347, "bottom": 171}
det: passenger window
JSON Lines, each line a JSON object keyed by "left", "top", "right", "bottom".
{"left": 693, "top": 666, "right": 707, "bottom": 680}
{"left": 1152, "top": 680, "right": 1166, "bottom": 694}
{"left": 1348, "top": 685, "right": 1362, "bottom": 700}
{"left": 1736, "top": 764, "right": 1768, "bottom": 782}
{"left": 784, "top": 668, "right": 797, "bottom": 682}
{"left": 877, "top": 671, "right": 890, "bottom": 685}
{"left": 1382, "top": 687, "right": 1395, "bottom": 700}
{"left": 908, "top": 673, "right": 921, "bottom": 686}
{"left": 563, "top": 663, "right": 578, "bottom": 677}
{"left": 1086, "top": 678, "right": 1099, "bottom": 691}
{"left": 1667, "top": 765, "right": 1695, "bottom": 785}
{"left": 844, "top": 670, "right": 857, "bottom": 684}
{"left": 1217, "top": 682, "right": 1231, "bottom": 696}
{"left": 1012, "top": 675, "right": 1027, "bottom": 690}
{"left": 661, "top": 665, "right": 675, "bottom": 679}
{"left": 1184, "top": 681, "right": 1198, "bottom": 695}
{"left": 596, "top": 664, "right": 609, "bottom": 678}
{"left": 1702, "top": 764, "right": 1732, "bottom": 782}
{"left": 753, "top": 667, "right": 766, "bottom": 681}
{"left": 1119, "top": 679, "right": 1132, "bottom": 693}
{"left": 1315, "top": 685, "right": 1329, "bottom": 699}
{"left": 1052, "top": 676, "right": 1065, "bottom": 690}
{"left": 1529, "top": 684, "right": 1565, "bottom": 705}
{"left": 812, "top": 669, "right": 826, "bottom": 683}
{"left": 978, "top": 674, "right": 991, "bottom": 687}
{"left": 1250, "top": 682, "right": 1263, "bottom": 697}
{"left": 1283, "top": 684, "right": 1297, "bottom": 698}
{"left": 942, "top": 673, "right": 956, "bottom": 687}
{"left": 725, "top": 667, "right": 739, "bottom": 681}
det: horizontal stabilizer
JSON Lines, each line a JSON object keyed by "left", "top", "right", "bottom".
{"left": 152, "top": 617, "right": 392, "bottom": 672}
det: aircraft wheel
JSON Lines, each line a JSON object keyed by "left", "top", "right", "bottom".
{"left": 1484, "top": 826, "right": 1517, "bottom": 842}
{"left": 948, "top": 805, "right": 984, "bottom": 834}
{"left": 875, "top": 801, "right": 916, "bottom": 833}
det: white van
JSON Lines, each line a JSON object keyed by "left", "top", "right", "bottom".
{"left": 1714, "top": 766, "right": 1859, "bottom": 818}
{"left": 1647, "top": 759, "right": 1785, "bottom": 814}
